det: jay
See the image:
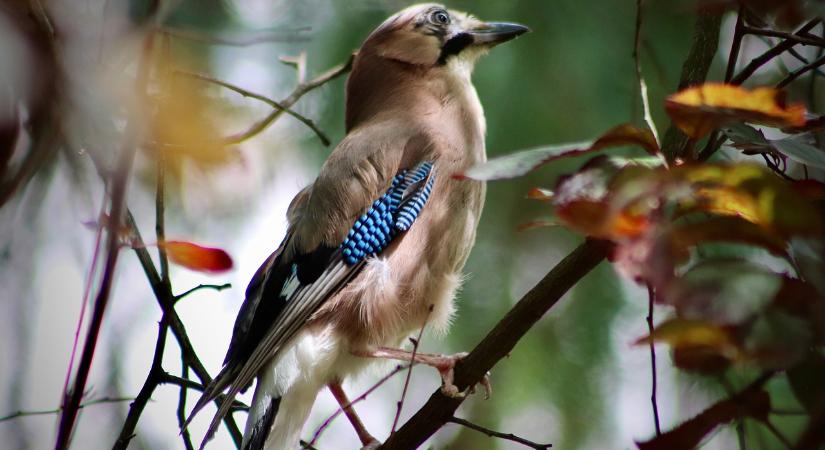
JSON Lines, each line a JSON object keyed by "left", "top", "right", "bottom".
{"left": 185, "top": 4, "right": 528, "bottom": 449}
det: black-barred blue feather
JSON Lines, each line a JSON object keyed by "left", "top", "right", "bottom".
{"left": 340, "top": 161, "right": 435, "bottom": 265}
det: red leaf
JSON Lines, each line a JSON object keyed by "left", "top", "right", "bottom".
{"left": 637, "top": 389, "right": 770, "bottom": 450}
{"left": 159, "top": 240, "right": 233, "bottom": 273}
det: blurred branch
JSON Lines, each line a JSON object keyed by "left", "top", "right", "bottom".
{"left": 223, "top": 54, "right": 355, "bottom": 145}
{"left": 379, "top": 239, "right": 612, "bottom": 450}
{"left": 661, "top": 9, "right": 722, "bottom": 161}
{"left": 160, "top": 26, "right": 310, "bottom": 46}
{"left": 177, "top": 70, "right": 332, "bottom": 146}
{"left": 447, "top": 417, "right": 552, "bottom": 450}
{"left": 175, "top": 283, "right": 232, "bottom": 302}
{"left": 55, "top": 32, "right": 155, "bottom": 450}
{"left": 633, "top": 0, "right": 660, "bottom": 146}
{"left": 0, "top": 397, "right": 134, "bottom": 423}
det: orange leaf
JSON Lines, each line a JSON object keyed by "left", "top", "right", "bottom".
{"left": 666, "top": 83, "right": 806, "bottom": 138}
{"left": 159, "top": 240, "right": 233, "bottom": 273}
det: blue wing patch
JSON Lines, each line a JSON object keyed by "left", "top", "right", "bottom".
{"left": 341, "top": 161, "right": 435, "bottom": 265}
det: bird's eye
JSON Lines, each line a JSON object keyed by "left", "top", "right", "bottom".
{"left": 430, "top": 10, "right": 450, "bottom": 25}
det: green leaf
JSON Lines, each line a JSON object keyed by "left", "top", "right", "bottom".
{"left": 770, "top": 135, "right": 825, "bottom": 170}
{"left": 457, "top": 124, "right": 659, "bottom": 181}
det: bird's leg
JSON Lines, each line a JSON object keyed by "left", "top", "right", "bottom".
{"left": 327, "top": 380, "right": 380, "bottom": 449}
{"left": 353, "top": 347, "right": 491, "bottom": 399}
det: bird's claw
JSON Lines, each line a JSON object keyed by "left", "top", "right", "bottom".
{"left": 433, "top": 353, "right": 492, "bottom": 399}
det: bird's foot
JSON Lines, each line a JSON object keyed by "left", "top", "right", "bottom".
{"left": 354, "top": 347, "right": 492, "bottom": 399}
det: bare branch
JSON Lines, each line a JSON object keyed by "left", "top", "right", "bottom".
{"left": 646, "top": 284, "right": 661, "bottom": 436}
{"left": 0, "top": 397, "right": 135, "bottom": 423}
{"left": 175, "top": 283, "right": 232, "bottom": 302}
{"left": 447, "top": 417, "right": 552, "bottom": 450}
{"left": 633, "top": 0, "right": 660, "bottom": 146}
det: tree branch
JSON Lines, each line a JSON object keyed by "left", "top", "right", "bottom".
{"left": 447, "top": 417, "right": 552, "bottom": 450}
{"left": 0, "top": 397, "right": 135, "bottom": 423}
{"left": 379, "top": 239, "right": 612, "bottom": 450}
{"left": 660, "top": 9, "right": 722, "bottom": 162}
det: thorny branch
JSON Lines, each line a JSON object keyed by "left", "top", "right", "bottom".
{"left": 646, "top": 284, "right": 661, "bottom": 437}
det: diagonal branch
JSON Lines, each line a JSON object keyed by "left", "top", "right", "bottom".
{"left": 447, "top": 417, "right": 552, "bottom": 450}
{"left": 379, "top": 239, "right": 612, "bottom": 450}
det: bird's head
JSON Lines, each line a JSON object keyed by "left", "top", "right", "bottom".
{"left": 363, "top": 4, "right": 529, "bottom": 68}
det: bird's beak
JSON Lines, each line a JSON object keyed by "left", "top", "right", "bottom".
{"left": 467, "top": 22, "right": 530, "bottom": 46}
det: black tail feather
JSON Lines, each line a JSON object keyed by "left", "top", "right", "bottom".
{"left": 243, "top": 396, "right": 282, "bottom": 450}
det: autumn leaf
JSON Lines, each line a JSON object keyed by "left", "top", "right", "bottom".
{"left": 456, "top": 124, "right": 660, "bottom": 180}
{"left": 159, "top": 240, "right": 234, "bottom": 273}
{"left": 634, "top": 318, "right": 736, "bottom": 350}
{"left": 666, "top": 83, "right": 806, "bottom": 138}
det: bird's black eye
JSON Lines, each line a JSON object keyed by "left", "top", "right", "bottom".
{"left": 430, "top": 10, "right": 450, "bottom": 25}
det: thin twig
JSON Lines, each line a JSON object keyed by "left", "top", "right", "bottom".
{"left": 307, "top": 364, "right": 409, "bottom": 447}
{"left": 633, "top": 0, "right": 660, "bottom": 146}
{"left": 447, "top": 417, "right": 552, "bottom": 450}
{"left": 742, "top": 26, "right": 825, "bottom": 49}
{"left": 175, "top": 283, "right": 232, "bottom": 301}
{"left": 177, "top": 70, "right": 331, "bottom": 146}
{"left": 223, "top": 54, "right": 354, "bottom": 144}
{"left": 55, "top": 32, "right": 155, "bottom": 450}
{"left": 646, "top": 284, "right": 661, "bottom": 436}
{"left": 392, "top": 305, "right": 433, "bottom": 435}
{"left": 177, "top": 362, "right": 195, "bottom": 450}
{"left": 0, "top": 397, "right": 135, "bottom": 423}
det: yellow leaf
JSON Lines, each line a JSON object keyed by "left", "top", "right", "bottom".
{"left": 666, "top": 83, "right": 806, "bottom": 138}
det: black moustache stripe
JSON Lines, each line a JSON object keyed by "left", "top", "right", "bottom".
{"left": 437, "top": 32, "right": 473, "bottom": 65}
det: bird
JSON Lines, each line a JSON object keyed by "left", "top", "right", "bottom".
{"left": 184, "top": 4, "right": 528, "bottom": 449}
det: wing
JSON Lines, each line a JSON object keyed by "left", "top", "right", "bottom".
{"left": 184, "top": 128, "right": 439, "bottom": 447}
